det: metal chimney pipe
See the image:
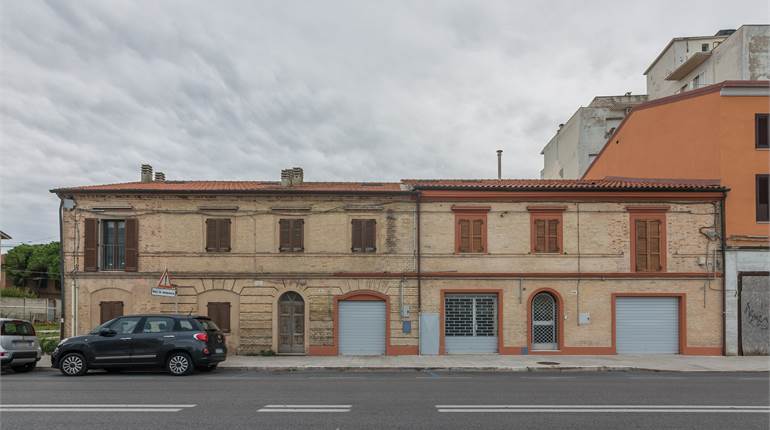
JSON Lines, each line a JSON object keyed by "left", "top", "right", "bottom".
{"left": 496, "top": 150, "right": 503, "bottom": 179}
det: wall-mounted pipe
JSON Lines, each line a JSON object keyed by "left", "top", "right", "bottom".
{"left": 416, "top": 191, "right": 422, "bottom": 311}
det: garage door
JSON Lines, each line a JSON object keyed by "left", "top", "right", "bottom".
{"left": 445, "top": 294, "right": 498, "bottom": 354}
{"left": 616, "top": 297, "right": 679, "bottom": 354}
{"left": 339, "top": 301, "right": 386, "bottom": 355}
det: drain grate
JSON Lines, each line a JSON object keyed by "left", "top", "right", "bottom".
{"left": 536, "top": 361, "right": 560, "bottom": 365}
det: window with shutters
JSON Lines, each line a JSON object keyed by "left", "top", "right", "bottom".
{"left": 757, "top": 174, "right": 770, "bottom": 222}
{"left": 351, "top": 219, "right": 376, "bottom": 253}
{"left": 528, "top": 206, "right": 566, "bottom": 254}
{"left": 279, "top": 219, "right": 304, "bottom": 252}
{"left": 756, "top": 114, "right": 769, "bottom": 149}
{"left": 205, "top": 218, "right": 232, "bottom": 252}
{"left": 452, "top": 207, "right": 489, "bottom": 253}
{"left": 628, "top": 208, "right": 668, "bottom": 272}
{"left": 84, "top": 219, "right": 138, "bottom": 272}
{"left": 207, "top": 302, "right": 231, "bottom": 333}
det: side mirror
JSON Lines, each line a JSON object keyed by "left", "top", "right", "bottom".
{"left": 99, "top": 328, "right": 117, "bottom": 337}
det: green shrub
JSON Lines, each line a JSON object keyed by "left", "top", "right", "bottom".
{"left": 39, "top": 337, "right": 59, "bottom": 355}
{"left": 0, "top": 287, "right": 38, "bottom": 298}
{"left": 259, "top": 349, "right": 276, "bottom": 356}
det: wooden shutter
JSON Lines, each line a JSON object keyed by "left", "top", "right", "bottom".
{"left": 648, "top": 220, "right": 661, "bottom": 271}
{"left": 547, "top": 219, "right": 559, "bottom": 252}
{"left": 279, "top": 219, "right": 290, "bottom": 251}
{"left": 351, "top": 219, "right": 363, "bottom": 252}
{"left": 219, "top": 219, "right": 231, "bottom": 252}
{"left": 364, "top": 220, "right": 376, "bottom": 252}
{"left": 84, "top": 218, "right": 99, "bottom": 272}
{"left": 124, "top": 219, "right": 138, "bottom": 272}
{"left": 535, "top": 219, "right": 546, "bottom": 253}
{"left": 635, "top": 220, "right": 648, "bottom": 271}
{"left": 458, "top": 219, "right": 471, "bottom": 252}
{"left": 206, "top": 219, "right": 217, "bottom": 251}
{"left": 208, "top": 302, "right": 231, "bottom": 333}
{"left": 292, "top": 219, "right": 304, "bottom": 252}
{"left": 100, "top": 301, "right": 123, "bottom": 324}
{"left": 471, "top": 219, "right": 484, "bottom": 252}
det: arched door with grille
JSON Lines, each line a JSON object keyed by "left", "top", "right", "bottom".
{"left": 531, "top": 292, "right": 558, "bottom": 351}
{"left": 278, "top": 292, "right": 305, "bottom": 353}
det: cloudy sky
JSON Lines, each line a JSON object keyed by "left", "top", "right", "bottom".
{"left": 0, "top": 1, "right": 766, "bottom": 246}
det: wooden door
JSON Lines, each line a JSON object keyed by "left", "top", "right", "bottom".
{"left": 278, "top": 292, "right": 305, "bottom": 353}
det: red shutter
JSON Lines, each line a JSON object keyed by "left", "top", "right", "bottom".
{"left": 351, "top": 219, "right": 362, "bottom": 252}
{"left": 535, "top": 219, "right": 546, "bottom": 253}
{"left": 84, "top": 218, "right": 99, "bottom": 272}
{"left": 458, "top": 219, "right": 470, "bottom": 252}
{"left": 219, "top": 219, "right": 231, "bottom": 252}
{"left": 635, "top": 220, "right": 648, "bottom": 271}
{"left": 547, "top": 219, "right": 559, "bottom": 252}
{"left": 648, "top": 220, "right": 661, "bottom": 271}
{"left": 124, "top": 219, "right": 138, "bottom": 272}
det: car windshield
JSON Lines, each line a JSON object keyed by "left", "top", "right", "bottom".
{"left": 90, "top": 319, "right": 117, "bottom": 334}
{"left": 196, "top": 318, "right": 220, "bottom": 331}
{"left": 1, "top": 321, "right": 35, "bottom": 336}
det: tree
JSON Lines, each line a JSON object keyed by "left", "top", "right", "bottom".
{"left": 4, "top": 242, "right": 60, "bottom": 288}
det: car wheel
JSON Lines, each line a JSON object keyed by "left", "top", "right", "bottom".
{"left": 197, "top": 364, "right": 217, "bottom": 372}
{"left": 60, "top": 353, "right": 88, "bottom": 376}
{"left": 166, "top": 352, "right": 193, "bottom": 376}
{"left": 12, "top": 363, "right": 36, "bottom": 373}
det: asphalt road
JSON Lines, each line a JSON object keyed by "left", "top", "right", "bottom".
{"left": 1, "top": 368, "right": 768, "bottom": 430}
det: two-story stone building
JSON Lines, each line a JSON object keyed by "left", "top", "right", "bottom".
{"left": 52, "top": 167, "right": 727, "bottom": 355}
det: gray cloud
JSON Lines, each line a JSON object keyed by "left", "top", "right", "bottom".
{"left": 0, "top": 0, "right": 764, "bottom": 245}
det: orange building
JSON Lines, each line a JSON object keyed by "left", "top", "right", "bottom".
{"left": 584, "top": 80, "right": 770, "bottom": 355}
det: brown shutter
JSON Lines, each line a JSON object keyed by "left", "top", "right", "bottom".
{"left": 635, "top": 220, "right": 648, "bottom": 271}
{"left": 124, "top": 219, "right": 138, "bottom": 272}
{"left": 84, "top": 218, "right": 99, "bottom": 272}
{"left": 292, "top": 219, "right": 304, "bottom": 251}
{"left": 100, "top": 301, "right": 123, "bottom": 324}
{"left": 648, "top": 220, "right": 661, "bottom": 271}
{"left": 472, "top": 219, "right": 484, "bottom": 252}
{"left": 459, "top": 219, "right": 470, "bottom": 252}
{"left": 219, "top": 219, "right": 231, "bottom": 252}
{"left": 205, "top": 219, "right": 217, "bottom": 252}
{"left": 365, "top": 219, "right": 376, "bottom": 252}
{"left": 207, "top": 302, "right": 231, "bottom": 333}
{"left": 279, "top": 219, "right": 290, "bottom": 251}
{"left": 535, "top": 219, "right": 546, "bottom": 253}
{"left": 547, "top": 219, "right": 559, "bottom": 252}
{"left": 351, "top": 219, "right": 362, "bottom": 252}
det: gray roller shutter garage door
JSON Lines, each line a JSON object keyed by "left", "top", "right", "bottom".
{"left": 339, "top": 301, "right": 386, "bottom": 355}
{"left": 445, "top": 294, "right": 498, "bottom": 354}
{"left": 616, "top": 297, "right": 679, "bottom": 354}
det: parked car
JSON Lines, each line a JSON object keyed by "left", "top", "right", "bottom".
{"left": 51, "top": 314, "right": 227, "bottom": 376}
{"left": 0, "top": 318, "right": 42, "bottom": 373}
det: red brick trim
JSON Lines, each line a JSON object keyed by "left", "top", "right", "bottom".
{"left": 529, "top": 211, "right": 564, "bottom": 254}
{"left": 439, "top": 289, "right": 504, "bottom": 355}
{"left": 527, "top": 205, "right": 568, "bottom": 212}
{"left": 453, "top": 212, "right": 488, "bottom": 254}
{"left": 332, "top": 271, "right": 722, "bottom": 279}
{"left": 451, "top": 205, "right": 491, "bottom": 213}
{"left": 421, "top": 190, "right": 725, "bottom": 202}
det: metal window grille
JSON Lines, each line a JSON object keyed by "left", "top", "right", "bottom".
{"left": 532, "top": 293, "right": 557, "bottom": 345}
{"left": 445, "top": 295, "right": 496, "bottom": 337}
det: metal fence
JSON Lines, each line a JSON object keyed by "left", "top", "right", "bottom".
{"left": 0, "top": 297, "right": 61, "bottom": 322}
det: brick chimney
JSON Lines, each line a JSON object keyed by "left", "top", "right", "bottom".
{"left": 154, "top": 171, "right": 166, "bottom": 182}
{"left": 281, "top": 167, "right": 304, "bottom": 186}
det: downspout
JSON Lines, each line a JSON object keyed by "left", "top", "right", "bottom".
{"left": 58, "top": 197, "right": 66, "bottom": 340}
{"left": 719, "top": 194, "right": 727, "bottom": 356}
{"left": 416, "top": 190, "right": 422, "bottom": 312}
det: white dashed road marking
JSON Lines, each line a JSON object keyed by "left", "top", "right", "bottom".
{"left": 435, "top": 405, "right": 770, "bottom": 414}
{"left": 258, "top": 404, "right": 352, "bottom": 413}
{"left": 0, "top": 404, "right": 196, "bottom": 413}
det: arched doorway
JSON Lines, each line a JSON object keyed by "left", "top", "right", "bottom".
{"left": 531, "top": 292, "right": 558, "bottom": 351}
{"left": 278, "top": 292, "right": 305, "bottom": 353}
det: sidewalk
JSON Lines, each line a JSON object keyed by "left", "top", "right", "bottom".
{"left": 35, "top": 354, "right": 769, "bottom": 372}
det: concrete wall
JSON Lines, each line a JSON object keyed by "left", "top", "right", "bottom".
{"left": 724, "top": 248, "right": 770, "bottom": 355}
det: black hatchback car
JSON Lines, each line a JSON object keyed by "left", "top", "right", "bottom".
{"left": 51, "top": 314, "right": 226, "bottom": 376}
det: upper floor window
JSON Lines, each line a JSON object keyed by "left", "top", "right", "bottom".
{"left": 528, "top": 206, "right": 565, "bottom": 254}
{"left": 756, "top": 114, "right": 769, "bottom": 149}
{"left": 102, "top": 220, "right": 125, "bottom": 270}
{"left": 628, "top": 207, "right": 668, "bottom": 272}
{"left": 84, "top": 218, "right": 138, "bottom": 272}
{"left": 351, "top": 219, "right": 376, "bottom": 253}
{"left": 452, "top": 206, "right": 489, "bottom": 253}
{"left": 757, "top": 174, "right": 769, "bottom": 222}
{"left": 205, "top": 218, "right": 231, "bottom": 252}
{"left": 279, "top": 219, "right": 304, "bottom": 252}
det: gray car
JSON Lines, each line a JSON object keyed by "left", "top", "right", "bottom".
{"left": 0, "top": 318, "right": 42, "bottom": 373}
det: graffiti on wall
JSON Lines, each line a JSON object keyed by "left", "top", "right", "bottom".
{"left": 741, "top": 275, "right": 770, "bottom": 356}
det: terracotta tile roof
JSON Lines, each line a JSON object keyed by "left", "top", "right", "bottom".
{"left": 402, "top": 177, "right": 726, "bottom": 191}
{"left": 51, "top": 181, "right": 405, "bottom": 194}
{"left": 51, "top": 177, "right": 725, "bottom": 195}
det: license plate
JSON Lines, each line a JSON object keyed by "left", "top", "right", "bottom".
{"left": 215, "top": 348, "right": 223, "bottom": 354}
